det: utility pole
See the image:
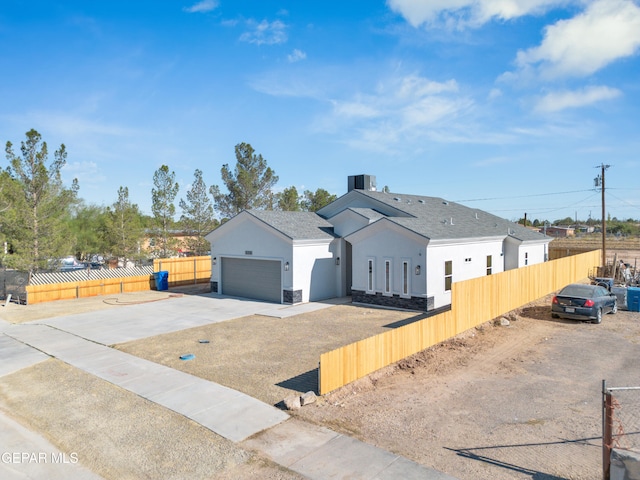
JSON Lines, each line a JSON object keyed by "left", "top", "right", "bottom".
{"left": 594, "top": 164, "right": 610, "bottom": 270}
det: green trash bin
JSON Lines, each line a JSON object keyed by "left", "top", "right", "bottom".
{"left": 154, "top": 271, "right": 169, "bottom": 291}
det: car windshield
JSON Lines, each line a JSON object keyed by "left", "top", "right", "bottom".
{"left": 559, "top": 285, "right": 595, "bottom": 297}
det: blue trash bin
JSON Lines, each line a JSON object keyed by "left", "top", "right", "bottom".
{"left": 154, "top": 271, "right": 169, "bottom": 291}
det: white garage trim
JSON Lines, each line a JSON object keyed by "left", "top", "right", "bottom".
{"left": 221, "top": 257, "right": 282, "bottom": 303}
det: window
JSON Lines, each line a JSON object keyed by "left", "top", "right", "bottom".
{"left": 524, "top": 252, "right": 528, "bottom": 266}
{"left": 486, "top": 255, "right": 492, "bottom": 275}
{"left": 367, "top": 259, "right": 374, "bottom": 292}
{"left": 445, "top": 260, "right": 452, "bottom": 291}
{"left": 384, "top": 260, "right": 391, "bottom": 294}
{"left": 402, "top": 261, "right": 409, "bottom": 296}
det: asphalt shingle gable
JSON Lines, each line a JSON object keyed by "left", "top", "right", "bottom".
{"left": 246, "top": 210, "right": 336, "bottom": 240}
{"left": 355, "top": 190, "right": 548, "bottom": 241}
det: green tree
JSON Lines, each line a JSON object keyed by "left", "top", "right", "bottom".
{"left": 151, "top": 165, "right": 179, "bottom": 258}
{"left": 277, "top": 186, "right": 302, "bottom": 211}
{"left": 4, "top": 129, "right": 78, "bottom": 273}
{"left": 179, "top": 169, "right": 218, "bottom": 256}
{"left": 209, "top": 142, "right": 278, "bottom": 218}
{"left": 68, "top": 202, "right": 109, "bottom": 261}
{"left": 302, "top": 188, "right": 337, "bottom": 212}
{"left": 104, "top": 186, "right": 144, "bottom": 267}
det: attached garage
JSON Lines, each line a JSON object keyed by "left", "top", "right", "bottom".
{"left": 206, "top": 210, "right": 339, "bottom": 304}
{"left": 221, "top": 257, "right": 281, "bottom": 303}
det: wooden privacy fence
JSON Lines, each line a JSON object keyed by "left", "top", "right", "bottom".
{"left": 319, "top": 249, "right": 602, "bottom": 395}
{"left": 25, "top": 274, "right": 155, "bottom": 304}
{"left": 154, "top": 256, "right": 211, "bottom": 287}
{"left": 25, "top": 256, "right": 211, "bottom": 305}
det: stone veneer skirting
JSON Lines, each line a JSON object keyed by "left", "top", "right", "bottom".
{"left": 351, "top": 290, "right": 435, "bottom": 312}
{"left": 283, "top": 289, "right": 302, "bottom": 304}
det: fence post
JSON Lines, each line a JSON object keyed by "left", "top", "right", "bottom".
{"left": 603, "top": 380, "right": 613, "bottom": 480}
{"left": 194, "top": 258, "right": 197, "bottom": 284}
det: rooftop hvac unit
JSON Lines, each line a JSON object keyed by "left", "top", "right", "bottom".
{"left": 348, "top": 174, "right": 377, "bottom": 192}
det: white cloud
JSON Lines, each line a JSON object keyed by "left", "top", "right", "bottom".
{"left": 515, "top": 0, "right": 640, "bottom": 78}
{"left": 25, "top": 112, "right": 135, "bottom": 138}
{"left": 535, "top": 85, "right": 622, "bottom": 112}
{"left": 488, "top": 88, "right": 502, "bottom": 100}
{"left": 63, "top": 161, "right": 107, "bottom": 186}
{"left": 183, "top": 0, "right": 219, "bottom": 14}
{"left": 287, "top": 49, "right": 307, "bottom": 63}
{"left": 387, "top": 0, "right": 566, "bottom": 29}
{"left": 240, "top": 20, "right": 287, "bottom": 46}
{"left": 323, "top": 74, "right": 476, "bottom": 153}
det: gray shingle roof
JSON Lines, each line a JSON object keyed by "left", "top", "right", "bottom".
{"left": 246, "top": 210, "right": 336, "bottom": 241}
{"left": 352, "top": 190, "right": 549, "bottom": 242}
{"left": 345, "top": 208, "right": 386, "bottom": 222}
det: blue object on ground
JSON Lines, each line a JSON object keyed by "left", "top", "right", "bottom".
{"left": 179, "top": 353, "right": 195, "bottom": 361}
{"left": 627, "top": 287, "right": 640, "bottom": 312}
{"left": 153, "top": 271, "right": 169, "bottom": 291}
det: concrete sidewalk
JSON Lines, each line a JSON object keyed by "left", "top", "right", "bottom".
{"left": 0, "top": 411, "right": 103, "bottom": 480}
{"left": 4, "top": 324, "right": 288, "bottom": 443}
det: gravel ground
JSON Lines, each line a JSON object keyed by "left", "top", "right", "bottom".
{"left": 116, "top": 289, "right": 640, "bottom": 479}
{"left": 295, "top": 297, "right": 640, "bottom": 480}
{"left": 116, "top": 305, "right": 426, "bottom": 406}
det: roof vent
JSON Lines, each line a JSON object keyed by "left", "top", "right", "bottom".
{"left": 450, "top": 217, "right": 454, "bottom": 225}
{"left": 418, "top": 199, "right": 425, "bottom": 204}
{"left": 475, "top": 212, "right": 479, "bottom": 220}
{"left": 393, "top": 197, "right": 401, "bottom": 201}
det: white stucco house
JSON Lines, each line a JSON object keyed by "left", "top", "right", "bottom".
{"left": 205, "top": 175, "right": 551, "bottom": 311}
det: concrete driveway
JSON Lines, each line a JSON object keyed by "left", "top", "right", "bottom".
{"left": 41, "top": 293, "right": 348, "bottom": 345}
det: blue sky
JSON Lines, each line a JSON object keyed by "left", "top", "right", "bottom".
{"left": 1, "top": 0, "right": 639, "bottom": 223}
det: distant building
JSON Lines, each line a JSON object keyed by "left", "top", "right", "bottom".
{"left": 545, "top": 226, "right": 575, "bottom": 238}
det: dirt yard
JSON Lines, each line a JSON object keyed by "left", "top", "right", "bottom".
{"left": 2, "top": 285, "right": 640, "bottom": 479}
{"left": 119, "top": 293, "right": 640, "bottom": 480}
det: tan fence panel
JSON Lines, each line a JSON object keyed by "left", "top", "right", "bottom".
{"left": 25, "top": 275, "right": 155, "bottom": 305}
{"left": 25, "top": 256, "right": 212, "bottom": 304}
{"left": 153, "top": 256, "right": 211, "bottom": 287}
{"left": 319, "top": 250, "right": 602, "bottom": 395}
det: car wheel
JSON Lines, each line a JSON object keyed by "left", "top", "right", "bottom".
{"left": 551, "top": 313, "right": 560, "bottom": 319}
{"left": 611, "top": 300, "right": 618, "bottom": 314}
{"left": 593, "top": 308, "right": 603, "bottom": 324}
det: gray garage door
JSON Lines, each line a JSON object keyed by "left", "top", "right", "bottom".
{"left": 221, "top": 257, "right": 281, "bottom": 303}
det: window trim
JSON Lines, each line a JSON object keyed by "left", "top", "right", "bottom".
{"left": 444, "top": 260, "right": 453, "bottom": 292}
{"left": 367, "top": 258, "right": 375, "bottom": 293}
{"left": 486, "top": 255, "right": 492, "bottom": 276}
{"left": 402, "top": 260, "right": 410, "bottom": 297}
{"left": 384, "top": 259, "right": 392, "bottom": 295}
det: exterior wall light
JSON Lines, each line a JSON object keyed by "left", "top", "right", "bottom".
{"left": 212, "top": 257, "right": 217, "bottom": 265}
{"left": 284, "top": 261, "right": 290, "bottom": 271}
{"left": 336, "top": 257, "right": 340, "bottom": 266}
{"left": 415, "top": 265, "right": 421, "bottom": 275}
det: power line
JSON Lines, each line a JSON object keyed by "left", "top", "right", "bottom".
{"left": 454, "top": 188, "right": 594, "bottom": 203}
